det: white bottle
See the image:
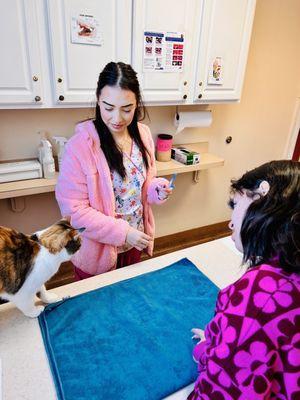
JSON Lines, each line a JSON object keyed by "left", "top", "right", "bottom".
{"left": 41, "top": 139, "right": 56, "bottom": 179}
{"left": 53, "top": 136, "right": 67, "bottom": 171}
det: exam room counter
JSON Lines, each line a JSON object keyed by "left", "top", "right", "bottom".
{"left": 0, "top": 237, "right": 243, "bottom": 400}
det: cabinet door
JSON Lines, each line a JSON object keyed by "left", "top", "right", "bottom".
{"left": 0, "top": 0, "right": 44, "bottom": 106}
{"left": 193, "top": 0, "right": 256, "bottom": 103}
{"left": 47, "top": 0, "right": 132, "bottom": 106}
{"left": 132, "top": 0, "right": 201, "bottom": 105}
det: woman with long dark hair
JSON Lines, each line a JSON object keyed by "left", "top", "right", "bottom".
{"left": 189, "top": 160, "right": 300, "bottom": 399}
{"left": 56, "top": 62, "right": 172, "bottom": 279}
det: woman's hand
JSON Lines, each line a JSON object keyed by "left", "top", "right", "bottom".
{"left": 156, "top": 184, "right": 173, "bottom": 201}
{"left": 158, "top": 186, "right": 173, "bottom": 200}
{"left": 126, "top": 227, "right": 153, "bottom": 251}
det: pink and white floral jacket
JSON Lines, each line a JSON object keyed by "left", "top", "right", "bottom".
{"left": 55, "top": 120, "right": 168, "bottom": 275}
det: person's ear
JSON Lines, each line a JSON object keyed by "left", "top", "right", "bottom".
{"left": 257, "top": 180, "right": 270, "bottom": 196}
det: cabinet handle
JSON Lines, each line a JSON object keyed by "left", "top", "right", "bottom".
{"left": 35, "top": 95, "right": 41, "bottom": 102}
{"left": 183, "top": 94, "right": 187, "bottom": 99}
{"left": 33, "top": 76, "right": 38, "bottom": 82}
{"left": 198, "top": 94, "right": 202, "bottom": 99}
{"left": 59, "top": 95, "right": 65, "bottom": 101}
{"left": 57, "top": 78, "right": 63, "bottom": 83}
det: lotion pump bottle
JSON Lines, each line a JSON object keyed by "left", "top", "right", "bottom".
{"left": 41, "top": 139, "right": 56, "bottom": 179}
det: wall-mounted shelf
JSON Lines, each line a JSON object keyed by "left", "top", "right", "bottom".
{"left": 156, "top": 152, "right": 224, "bottom": 176}
{"left": 156, "top": 143, "right": 224, "bottom": 180}
{"left": 0, "top": 173, "right": 59, "bottom": 200}
{"left": 0, "top": 144, "right": 224, "bottom": 199}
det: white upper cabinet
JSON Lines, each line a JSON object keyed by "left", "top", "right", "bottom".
{"left": 133, "top": 0, "right": 256, "bottom": 105}
{"left": 132, "top": 0, "right": 201, "bottom": 105}
{"left": 47, "top": 0, "right": 132, "bottom": 106}
{"left": 0, "top": 0, "right": 44, "bottom": 106}
{"left": 193, "top": 0, "right": 256, "bottom": 103}
{"left": 0, "top": 0, "right": 256, "bottom": 108}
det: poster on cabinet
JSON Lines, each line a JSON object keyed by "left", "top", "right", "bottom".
{"left": 71, "top": 14, "right": 103, "bottom": 46}
{"left": 143, "top": 31, "right": 184, "bottom": 72}
{"left": 207, "top": 56, "right": 223, "bottom": 85}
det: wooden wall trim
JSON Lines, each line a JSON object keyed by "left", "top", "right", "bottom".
{"left": 46, "top": 221, "right": 231, "bottom": 289}
{"left": 143, "top": 220, "right": 231, "bottom": 260}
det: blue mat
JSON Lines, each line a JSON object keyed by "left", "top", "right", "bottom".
{"left": 39, "top": 258, "right": 218, "bottom": 400}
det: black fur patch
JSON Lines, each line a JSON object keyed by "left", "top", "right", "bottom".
{"left": 65, "top": 238, "right": 81, "bottom": 255}
{"left": 30, "top": 234, "right": 39, "bottom": 242}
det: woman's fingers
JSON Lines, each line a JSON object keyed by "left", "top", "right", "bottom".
{"left": 126, "top": 228, "right": 153, "bottom": 250}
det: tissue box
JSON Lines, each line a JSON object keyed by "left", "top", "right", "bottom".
{"left": 0, "top": 160, "right": 42, "bottom": 183}
{"left": 171, "top": 147, "right": 200, "bottom": 165}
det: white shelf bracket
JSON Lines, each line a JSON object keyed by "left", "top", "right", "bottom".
{"left": 10, "top": 197, "right": 26, "bottom": 213}
{"left": 193, "top": 170, "right": 201, "bottom": 183}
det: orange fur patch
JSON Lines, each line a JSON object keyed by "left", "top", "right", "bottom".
{"left": 38, "top": 223, "right": 79, "bottom": 254}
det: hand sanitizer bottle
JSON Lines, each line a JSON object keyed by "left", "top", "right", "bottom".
{"left": 41, "top": 139, "right": 56, "bottom": 179}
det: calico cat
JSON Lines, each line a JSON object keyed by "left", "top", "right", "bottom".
{"left": 0, "top": 219, "right": 83, "bottom": 318}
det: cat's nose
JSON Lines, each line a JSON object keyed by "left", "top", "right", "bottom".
{"left": 77, "top": 227, "right": 85, "bottom": 233}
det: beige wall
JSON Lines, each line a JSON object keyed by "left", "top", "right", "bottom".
{"left": 1, "top": 0, "right": 300, "bottom": 236}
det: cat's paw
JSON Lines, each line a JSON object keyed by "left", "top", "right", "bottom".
{"left": 24, "top": 305, "right": 45, "bottom": 318}
{"left": 41, "top": 292, "right": 61, "bottom": 304}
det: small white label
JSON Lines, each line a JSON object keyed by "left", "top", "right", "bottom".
{"left": 48, "top": 163, "right": 55, "bottom": 173}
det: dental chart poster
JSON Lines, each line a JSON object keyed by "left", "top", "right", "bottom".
{"left": 143, "top": 31, "right": 185, "bottom": 72}
{"left": 71, "top": 14, "right": 103, "bottom": 45}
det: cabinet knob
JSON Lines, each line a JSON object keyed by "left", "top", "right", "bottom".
{"left": 183, "top": 94, "right": 187, "bottom": 100}
{"left": 198, "top": 94, "right": 202, "bottom": 99}
{"left": 33, "top": 76, "right": 38, "bottom": 82}
{"left": 183, "top": 81, "right": 187, "bottom": 86}
{"left": 57, "top": 78, "right": 63, "bottom": 83}
{"left": 199, "top": 82, "right": 203, "bottom": 86}
{"left": 59, "top": 95, "right": 65, "bottom": 101}
{"left": 35, "top": 95, "right": 41, "bottom": 102}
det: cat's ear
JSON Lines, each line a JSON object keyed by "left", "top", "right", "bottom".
{"left": 77, "top": 227, "right": 85, "bottom": 233}
{"left": 30, "top": 233, "right": 39, "bottom": 242}
{"left": 62, "top": 215, "right": 71, "bottom": 223}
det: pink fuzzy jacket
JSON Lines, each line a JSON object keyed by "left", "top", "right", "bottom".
{"left": 55, "top": 120, "right": 168, "bottom": 275}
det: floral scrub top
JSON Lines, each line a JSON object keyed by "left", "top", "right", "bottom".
{"left": 111, "top": 141, "right": 145, "bottom": 253}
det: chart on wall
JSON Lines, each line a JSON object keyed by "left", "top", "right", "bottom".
{"left": 143, "top": 31, "right": 185, "bottom": 72}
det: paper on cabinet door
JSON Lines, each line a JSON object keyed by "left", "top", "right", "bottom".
{"left": 71, "top": 14, "right": 103, "bottom": 46}
{"left": 143, "top": 30, "right": 185, "bottom": 72}
{"left": 207, "top": 56, "right": 223, "bottom": 85}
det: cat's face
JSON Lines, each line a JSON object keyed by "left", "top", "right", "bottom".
{"left": 32, "top": 219, "right": 83, "bottom": 255}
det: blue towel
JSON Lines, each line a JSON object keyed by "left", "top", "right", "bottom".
{"left": 39, "top": 258, "right": 218, "bottom": 400}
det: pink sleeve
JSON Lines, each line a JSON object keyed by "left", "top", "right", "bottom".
{"left": 192, "top": 340, "right": 208, "bottom": 372}
{"left": 142, "top": 125, "right": 170, "bottom": 205}
{"left": 55, "top": 142, "right": 129, "bottom": 246}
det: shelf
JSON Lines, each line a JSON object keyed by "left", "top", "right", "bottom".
{"left": 0, "top": 173, "right": 59, "bottom": 199}
{"left": 156, "top": 152, "right": 224, "bottom": 176}
{"left": 0, "top": 146, "right": 224, "bottom": 199}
